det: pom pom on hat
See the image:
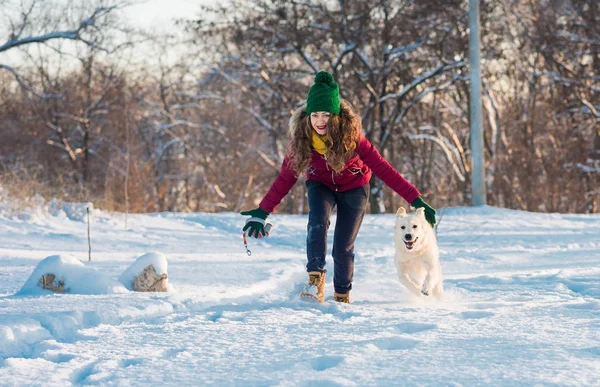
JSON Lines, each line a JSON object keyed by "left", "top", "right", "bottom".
{"left": 314, "top": 71, "right": 334, "bottom": 85}
{"left": 306, "top": 71, "right": 340, "bottom": 115}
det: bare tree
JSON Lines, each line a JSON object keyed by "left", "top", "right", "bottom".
{"left": 0, "top": 0, "right": 143, "bottom": 199}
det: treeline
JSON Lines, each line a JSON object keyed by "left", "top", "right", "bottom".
{"left": 0, "top": 0, "right": 598, "bottom": 214}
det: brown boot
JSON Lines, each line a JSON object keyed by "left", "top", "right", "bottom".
{"left": 300, "top": 271, "right": 326, "bottom": 303}
{"left": 333, "top": 292, "right": 350, "bottom": 303}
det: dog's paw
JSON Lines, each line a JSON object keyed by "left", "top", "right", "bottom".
{"left": 421, "top": 284, "right": 432, "bottom": 296}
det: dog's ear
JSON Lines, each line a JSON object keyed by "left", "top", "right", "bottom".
{"left": 396, "top": 207, "right": 406, "bottom": 217}
{"left": 415, "top": 207, "right": 425, "bottom": 218}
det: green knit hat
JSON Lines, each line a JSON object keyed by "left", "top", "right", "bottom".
{"left": 306, "top": 71, "right": 340, "bottom": 115}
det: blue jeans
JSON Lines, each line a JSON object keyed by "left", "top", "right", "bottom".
{"left": 305, "top": 180, "right": 369, "bottom": 294}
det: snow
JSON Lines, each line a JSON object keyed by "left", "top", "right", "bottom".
{"left": 0, "top": 200, "right": 599, "bottom": 385}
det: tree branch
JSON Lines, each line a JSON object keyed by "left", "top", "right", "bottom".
{"left": 0, "top": 64, "right": 62, "bottom": 99}
{"left": 378, "top": 61, "right": 465, "bottom": 103}
{"left": 409, "top": 133, "right": 466, "bottom": 182}
{"left": 0, "top": 6, "right": 117, "bottom": 53}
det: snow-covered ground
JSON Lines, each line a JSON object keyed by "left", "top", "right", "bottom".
{"left": 0, "top": 200, "right": 599, "bottom": 386}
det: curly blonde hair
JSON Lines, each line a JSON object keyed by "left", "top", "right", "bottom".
{"left": 287, "top": 100, "right": 362, "bottom": 174}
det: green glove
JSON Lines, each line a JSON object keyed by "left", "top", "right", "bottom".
{"left": 411, "top": 197, "right": 436, "bottom": 227}
{"left": 241, "top": 207, "right": 270, "bottom": 238}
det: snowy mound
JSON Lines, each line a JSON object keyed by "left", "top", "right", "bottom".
{"left": 18, "top": 254, "right": 128, "bottom": 295}
{"left": 119, "top": 252, "right": 170, "bottom": 291}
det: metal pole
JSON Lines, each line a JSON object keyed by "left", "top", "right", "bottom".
{"left": 469, "top": 0, "right": 486, "bottom": 206}
{"left": 87, "top": 206, "right": 92, "bottom": 261}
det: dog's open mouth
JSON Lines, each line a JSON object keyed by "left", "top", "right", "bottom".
{"left": 403, "top": 237, "right": 419, "bottom": 250}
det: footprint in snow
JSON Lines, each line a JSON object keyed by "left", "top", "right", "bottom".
{"left": 205, "top": 311, "right": 223, "bottom": 322}
{"left": 373, "top": 336, "right": 420, "bottom": 351}
{"left": 43, "top": 353, "right": 76, "bottom": 364}
{"left": 162, "top": 348, "right": 186, "bottom": 359}
{"left": 70, "top": 361, "right": 99, "bottom": 385}
{"left": 459, "top": 311, "right": 494, "bottom": 319}
{"left": 579, "top": 347, "right": 600, "bottom": 358}
{"left": 396, "top": 322, "right": 437, "bottom": 334}
{"left": 472, "top": 302, "right": 505, "bottom": 310}
{"left": 120, "top": 358, "right": 143, "bottom": 367}
{"left": 310, "top": 355, "right": 345, "bottom": 371}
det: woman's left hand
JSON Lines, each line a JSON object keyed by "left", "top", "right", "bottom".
{"left": 411, "top": 197, "right": 436, "bottom": 227}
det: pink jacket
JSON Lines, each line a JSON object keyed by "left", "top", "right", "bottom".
{"left": 259, "top": 133, "right": 421, "bottom": 213}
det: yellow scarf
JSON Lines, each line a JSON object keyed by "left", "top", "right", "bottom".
{"left": 312, "top": 131, "right": 328, "bottom": 155}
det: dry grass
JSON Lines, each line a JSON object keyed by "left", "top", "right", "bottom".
{"left": 0, "top": 174, "right": 53, "bottom": 212}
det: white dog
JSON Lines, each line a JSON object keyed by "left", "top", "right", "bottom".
{"left": 394, "top": 207, "right": 443, "bottom": 298}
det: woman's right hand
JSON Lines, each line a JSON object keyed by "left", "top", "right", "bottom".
{"left": 240, "top": 207, "right": 270, "bottom": 238}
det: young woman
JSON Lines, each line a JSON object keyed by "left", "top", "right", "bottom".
{"left": 241, "top": 71, "right": 436, "bottom": 303}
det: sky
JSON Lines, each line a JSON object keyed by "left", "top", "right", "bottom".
{"left": 122, "top": 0, "right": 208, "bottom": 31}
{"left": 0, "top": 197, "right": 599, "bottom": 385}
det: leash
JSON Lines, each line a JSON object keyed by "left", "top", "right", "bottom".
{"left": 243, "top": 232, "right": 251, "bottom": 256}
{"left": 242, "top": 222, "right": 273, "bottom": 256}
